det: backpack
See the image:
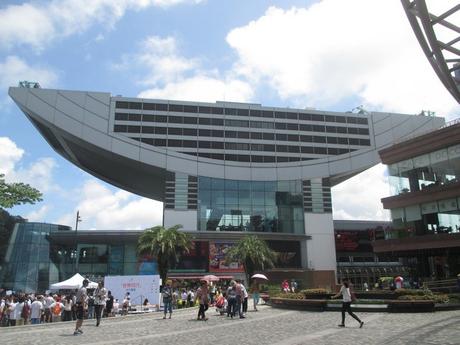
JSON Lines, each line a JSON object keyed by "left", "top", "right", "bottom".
{"left": 21, "top": 303, "right": 30, "bottom": 319}
{"left": 52, "top": 303, "right": 62, "bottom": 316}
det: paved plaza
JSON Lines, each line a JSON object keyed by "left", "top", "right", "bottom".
{"left": 2, "top": 305, "right": 459, "bottom": 345}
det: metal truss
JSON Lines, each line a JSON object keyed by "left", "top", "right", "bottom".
{"left": 401, "top": 1, "right": 460, "bottom": 103}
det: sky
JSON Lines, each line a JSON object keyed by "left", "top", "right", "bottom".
{"left": 0, "top": 0, "right": 459, "bottom": 230}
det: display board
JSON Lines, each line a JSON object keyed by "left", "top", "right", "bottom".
{"left": 104, "top": 275, "right": 161, "bottom": 306}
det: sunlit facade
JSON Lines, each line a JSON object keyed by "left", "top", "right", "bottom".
{"left": 9, "top": 84, "right": 444, "bottom": 287}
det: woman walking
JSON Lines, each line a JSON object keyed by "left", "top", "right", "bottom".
{"left": 195, "top": 280, "right": 209, "bottom": 321}
{"left": 332, "top": 278, "right": 364, "bottom": 328}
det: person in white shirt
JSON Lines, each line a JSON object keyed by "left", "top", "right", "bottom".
{"left": 112, "top": 299, "right": 119, "bottom": 316}
{"left": 332, "top": 278, "right": 363, "bottom": 328}
{"left": 94, "top": 282, "right": 107, "bottom": 327}
{"left": 14, "top": 297, "right": 25, "bottom": 326}
{"left": 31, "top": 296, "right": 44, "bottom": 324}
{"left": 44, "top": 294, "right": 55, "bottom": 323}
{"left": 8, "top": 298, "right": 17, "bottom": 326}
{"left": 63, "top": 295, "right": 73, "bottom": 322}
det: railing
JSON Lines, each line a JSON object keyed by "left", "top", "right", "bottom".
{"left": 424, "top": 278, "right": 459, "bottom": 292}
{"left": 18, "top": 80, "right": 41, "bottom": 88}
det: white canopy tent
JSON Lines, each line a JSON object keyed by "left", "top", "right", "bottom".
{"left": 49, "top": 273, "right": 98, "bottom": 290}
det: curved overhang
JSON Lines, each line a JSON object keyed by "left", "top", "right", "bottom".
{"left": 9, "top": 86, "right": 445, "bottom": 201}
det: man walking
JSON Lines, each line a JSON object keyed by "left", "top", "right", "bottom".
{"left": 74, "top": 279, "right": 89, "bottom": 335}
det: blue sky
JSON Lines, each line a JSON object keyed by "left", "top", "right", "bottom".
{"left": 0, "top": 0, "right": 458, "bottom": 230}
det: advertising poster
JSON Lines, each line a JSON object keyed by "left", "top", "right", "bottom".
{"left": 209, "top": 241, "right": 244, "bottom": 273}
{"left": 104, "top": 275, "right": 161, "bottom": 306}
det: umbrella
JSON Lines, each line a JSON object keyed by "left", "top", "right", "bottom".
{"left": 251, "top": 274, "right": 268, "bottom": 280}
{"left": 201, "top": 274, "right": 220, "bottom": 282}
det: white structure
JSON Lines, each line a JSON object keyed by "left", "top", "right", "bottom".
{"left": 9, "top": 85, "right": 445, "bottom": 286}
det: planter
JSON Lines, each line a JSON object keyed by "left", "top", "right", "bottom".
{"left": 387, "top": 300, "right": 435, "bottom": 313}
{"left": 356, "top": 292, "right": 397, "bottom": 300}
{"left": 270, "top": 298, "right": 327, "bottom": 311}
{"left": 303, "top": 293, "right": 332, "bottom": 300}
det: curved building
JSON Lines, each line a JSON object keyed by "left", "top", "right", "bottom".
{"left": 9, "top": 84, "right": 445, "bottom": 287}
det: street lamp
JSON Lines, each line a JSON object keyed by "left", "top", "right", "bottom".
{"left": 75, "top": 211, "right": 82, "bottom": 272}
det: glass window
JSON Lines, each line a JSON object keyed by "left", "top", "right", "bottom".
{"left": 184, "top": 105, "right": 198, "bottom": 113}
{"left": 275, "top": 123, "right": 287, "bottom": 130}
{"left": 184, "top": 128, "right": 197, "bottom": 136}
{"left": 143, "top": 103, "right": 155, "bottom": 111}
{"left": 299, "top": 113, "right": 311, "bottom": 121}
{"left": 155, "top": 127, "right": 167, "bottom": 134}
{"left": 286, "top": 112, "right": 298, "bottom": 120}
{"left": 142, "top": 114, "right": 155, "bottom": 122}
{"left": 237, "top": 108, "right": 249, "bottom": 116}
{"left": 142, "top": 126, "right": 154, "bottom": 134}
{"left": 212, "top": 118, "right": 224, "bottom": 126}
{"left": 114, "top": 125, "right": 127, "bottom": 132}
{"left": 225, "top": 108, "right": 238, "bottom": 115}
{"left": 169, "top": 104, "right": 183, "bottom": 112}
{"left": 115, "top": 113, "right": 128, "bottom": 121}
{"left": 251, "top": 132, "right": 262, "bottom": 139}
{"left": 225, "top": 131, "right": 237, "bottom": 138}
{"left": 168, "top": 128, "right": 182, "bottom": 135}
{"left": 199, "top": 129, "right": 211, "bottom": 136}
{"left": 238, "top": 131, "right": 250, "bottom": 139}
{"left": 212, "top": 107, "right": 224, "bottom": 115}
{"left": 115, "top": 101, "right": 129, "bottom": 109}
{"left": 169, "top": 116, "right": 183, "bottom": 123}
{"left": 212, "top": 130, "right": 224, "bottom": 137}
{"left": 199, "top": 118, "right": 211, "bottom": 125}
{"left": 199, "top": 106, "right": 212, "bottom": 114}
{"left": 129, "top": 113, "right": 141, "bottom": 121}
{"left": 311, "top": 114, "right": 324, "bottom": 122}
{"left": 263, "top": 133, "right": 274, "bottom": 140}
{"left": 155, "top": 115, "right": 167, "bottom": 122}
{"left": 250, "top": 109, "right": 261, "bottom": 117}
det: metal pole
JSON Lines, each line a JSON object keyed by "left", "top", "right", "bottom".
{"left": 75, "top": 211, "right": 81, "bottom": 273}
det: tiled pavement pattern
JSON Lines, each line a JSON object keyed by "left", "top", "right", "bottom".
{"left": 2, "top": 306, "right": 459, "bottom": 345}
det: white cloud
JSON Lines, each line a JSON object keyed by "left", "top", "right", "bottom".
{"left": 0, "top": 137, "right": 24, "bottom": 175}
{"left": 117, "top": 35, "right": 254, "bottom": 102}
{"left": 226, "top": 0, "right": 459, "bottom": 116}
{"left": 0, "top": 0, "right": 205, "bottom": 51}
{"left": 25, "top": 205, "right": 50, "bottom": 222}
{"left": 138, "top": 75, "right": 253, "bottom": 102}
{"left": 56, "top": 179, "right": 163, "bottom": 230}
{"left": 0, "top": 55, "right": 58, "bottom": 91}
{"left": 0, "top": 137, "right": 58, "bottom": 193}
{"left": 332, "top": 164, "right": 390, "bottom": 221}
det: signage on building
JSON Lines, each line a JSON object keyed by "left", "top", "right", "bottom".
{"left": 104, "top": 275, "right": 161, "bottom": 306}
{"left": 209, "top": 242, "right": 244, "bottom": 273}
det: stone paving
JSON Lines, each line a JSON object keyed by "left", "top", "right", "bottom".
{"left": 1, "top": 305, "right": 459, "bottom": 345}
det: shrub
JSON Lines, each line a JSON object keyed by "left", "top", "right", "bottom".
{"left": 394, "top": 288, "right": 431, "bottom": 297}
{"left": 397, "top": 293, "right": 449, "bottom": 303}
{"left": 448, "top": 293, "right": 460, "bottom": 303}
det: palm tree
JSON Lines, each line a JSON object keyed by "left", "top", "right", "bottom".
{"left": 225, "top": 235, "right": 277, "bottom": 282}
{"left": 137, "top": 224, "right": 192, "bottom": 284}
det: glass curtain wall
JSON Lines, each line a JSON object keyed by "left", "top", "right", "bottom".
{"left": 198, "top": 177, "right": 304, "bottom": 233}
{"left": 388, "top": 144, "right": 460, "bottom": 195}
{"left": 1, "top": 223, "right": 69, "bottom": 293}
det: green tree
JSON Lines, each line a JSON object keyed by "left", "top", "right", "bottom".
{"left": 137, "top": 224, "right": 193, "bottom": 284}
{"left": 0, "top": 173, "right": 43, "bottom": 209}
{"left": 225, "top": 235, "right": 277, "bottom": 282}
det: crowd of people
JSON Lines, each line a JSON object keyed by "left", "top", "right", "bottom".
{"left": 0, "top": 281, "right": 122, "bottom": 328}
{"left": 161, "top": 279, "right": 261, "bottom": 321}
